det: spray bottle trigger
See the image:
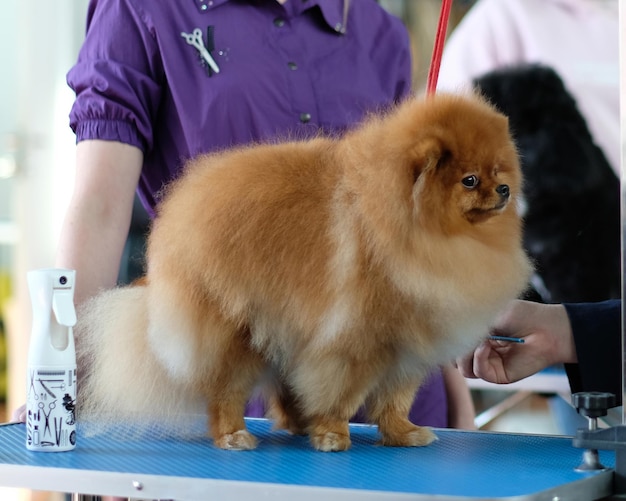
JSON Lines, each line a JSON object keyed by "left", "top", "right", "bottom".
{"left": 52, "top": 291, "right": 77, "bottom": 327}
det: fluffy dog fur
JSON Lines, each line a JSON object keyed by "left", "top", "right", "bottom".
{"left": 77, "top": 93, "right": 532, "bottom": 451}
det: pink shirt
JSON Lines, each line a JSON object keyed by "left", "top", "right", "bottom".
{"left": 437, "top": 0, "right": 619, "bottom": 175}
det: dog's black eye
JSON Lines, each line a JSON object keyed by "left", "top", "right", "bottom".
{"left": 462, "top": 175, "right": 479, "bottom": 189}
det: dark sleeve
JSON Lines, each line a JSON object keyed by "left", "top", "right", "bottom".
{"left": 563, "top": 300, "right": 621, "bottom": 404}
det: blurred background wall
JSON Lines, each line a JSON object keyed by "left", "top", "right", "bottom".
{"left": 0, "top": 1, "right": 88, "bottom": 499}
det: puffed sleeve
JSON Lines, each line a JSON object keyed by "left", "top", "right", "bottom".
{"left": 563, "top": 300, "right": 622, "bottom": 404}
{"left": 67, "top": 0, "right": 163, "bottom": 153}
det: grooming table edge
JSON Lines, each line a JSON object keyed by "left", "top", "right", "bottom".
{"left": 0, "top": 420, "right": 615, "bottom": 500}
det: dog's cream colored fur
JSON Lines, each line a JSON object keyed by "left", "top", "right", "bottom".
{"left": 77, "top": 93, "right": 532, "bottom": 451}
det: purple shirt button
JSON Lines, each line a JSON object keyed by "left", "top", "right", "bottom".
{"left": 299, "top": 113, "right": 312, "bottom": 123}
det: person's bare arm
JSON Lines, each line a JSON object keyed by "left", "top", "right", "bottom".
{"left": 55, "top": 140, "right": 143, "bottom": 305}
{"left": 13, "top": 140, "right": 143, "bottom": 424}
{"left": 442, "top": 364, "right": 476, "bottom": 429}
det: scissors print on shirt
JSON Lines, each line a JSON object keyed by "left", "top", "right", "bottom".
{"left": 181, "top": 28, "right": 220, "bottom": 74}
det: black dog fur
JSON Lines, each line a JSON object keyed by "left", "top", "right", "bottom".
{"left": 473, "top": 64, "right": 620, "bottom": 303}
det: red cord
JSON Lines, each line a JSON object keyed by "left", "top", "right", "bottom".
{"left": 426, "top": 0, "right": 454, "bottom": 95}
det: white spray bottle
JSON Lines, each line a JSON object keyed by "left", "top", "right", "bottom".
{"left": 26, "top": 268, "right": 77, "bottom": 452}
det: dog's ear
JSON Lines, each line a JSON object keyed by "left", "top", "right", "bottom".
{"left": 411, "top": 135, "right": 450, "bottom": 183}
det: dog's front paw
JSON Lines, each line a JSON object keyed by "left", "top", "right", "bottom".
{"left": 214, "top": 429, "right": 258, "bottom": 450}
{"left": 379, "top": 425, "right": 437, "bottom": 447}
{"left": 310, "top": 431, "right": 351, "bottom": 452}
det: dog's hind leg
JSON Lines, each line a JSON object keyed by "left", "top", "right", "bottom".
{"left": 366, "top": 375, "right": 437, "bottom": 447}
{"left": 202, "top": 326, "right": 267, "bottom": 450}
{"left": 266, "top": 380, "right": 310, "bottom": 435}
{"left": 146, "top": 283, "right": 265, "bottom": 450}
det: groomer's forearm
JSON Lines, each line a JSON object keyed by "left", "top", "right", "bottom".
{"left": 55, "top": 206, "right": 129, "bottom": 305}
{"left": 55, "top": 140, "right": 143, "bottom": 305}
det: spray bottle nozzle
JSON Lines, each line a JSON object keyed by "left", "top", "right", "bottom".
{"left": 52, "top": 289, "right": 77, "bottom": 327}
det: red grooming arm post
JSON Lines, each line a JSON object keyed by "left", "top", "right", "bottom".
{"left": 426, "top": 0, "right": 454, "bottom": 95}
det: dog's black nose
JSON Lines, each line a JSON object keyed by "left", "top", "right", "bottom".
{"left": 496, "top": 184, "right": 510, "bottom": 198}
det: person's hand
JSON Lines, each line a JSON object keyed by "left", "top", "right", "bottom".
{"left": 456, "top": 300, "right": 577, "bottom": 384}
{"left": 11, "top": 404, "right": 26, "bottom": 423}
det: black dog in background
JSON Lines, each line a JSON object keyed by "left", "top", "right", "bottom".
{"left": 473, "top": 64, "right": 620, "bottom": 303}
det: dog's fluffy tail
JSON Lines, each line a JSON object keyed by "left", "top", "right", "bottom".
{"left": 75, "top": 285, "right": 207, "bottom": 437}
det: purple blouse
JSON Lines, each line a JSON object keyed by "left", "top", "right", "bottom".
{"left": 67, "top": 0, "right": 448, "bottom": 428}
{"left": 68, "top": 0, "right": 412, "bottom": 216}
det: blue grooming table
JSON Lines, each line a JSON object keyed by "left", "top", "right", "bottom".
{"left": 0, "top": 419, "right": 615, "bottom": 499}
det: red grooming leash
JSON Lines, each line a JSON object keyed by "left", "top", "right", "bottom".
{"left": 426, "top": 0, "right": 454, "bottom": 95}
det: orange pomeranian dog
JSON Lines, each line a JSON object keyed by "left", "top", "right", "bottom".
{"left": 76, "top": 93, "right": 532, "bottom": 451}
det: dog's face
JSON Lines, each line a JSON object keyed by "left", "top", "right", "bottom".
{"left": 408, "top": 96, "right": 521, "bottom": 235}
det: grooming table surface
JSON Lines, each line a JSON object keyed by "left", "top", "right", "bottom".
{"left": 0, "top": 420, "right": 615, "bottom": 500}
